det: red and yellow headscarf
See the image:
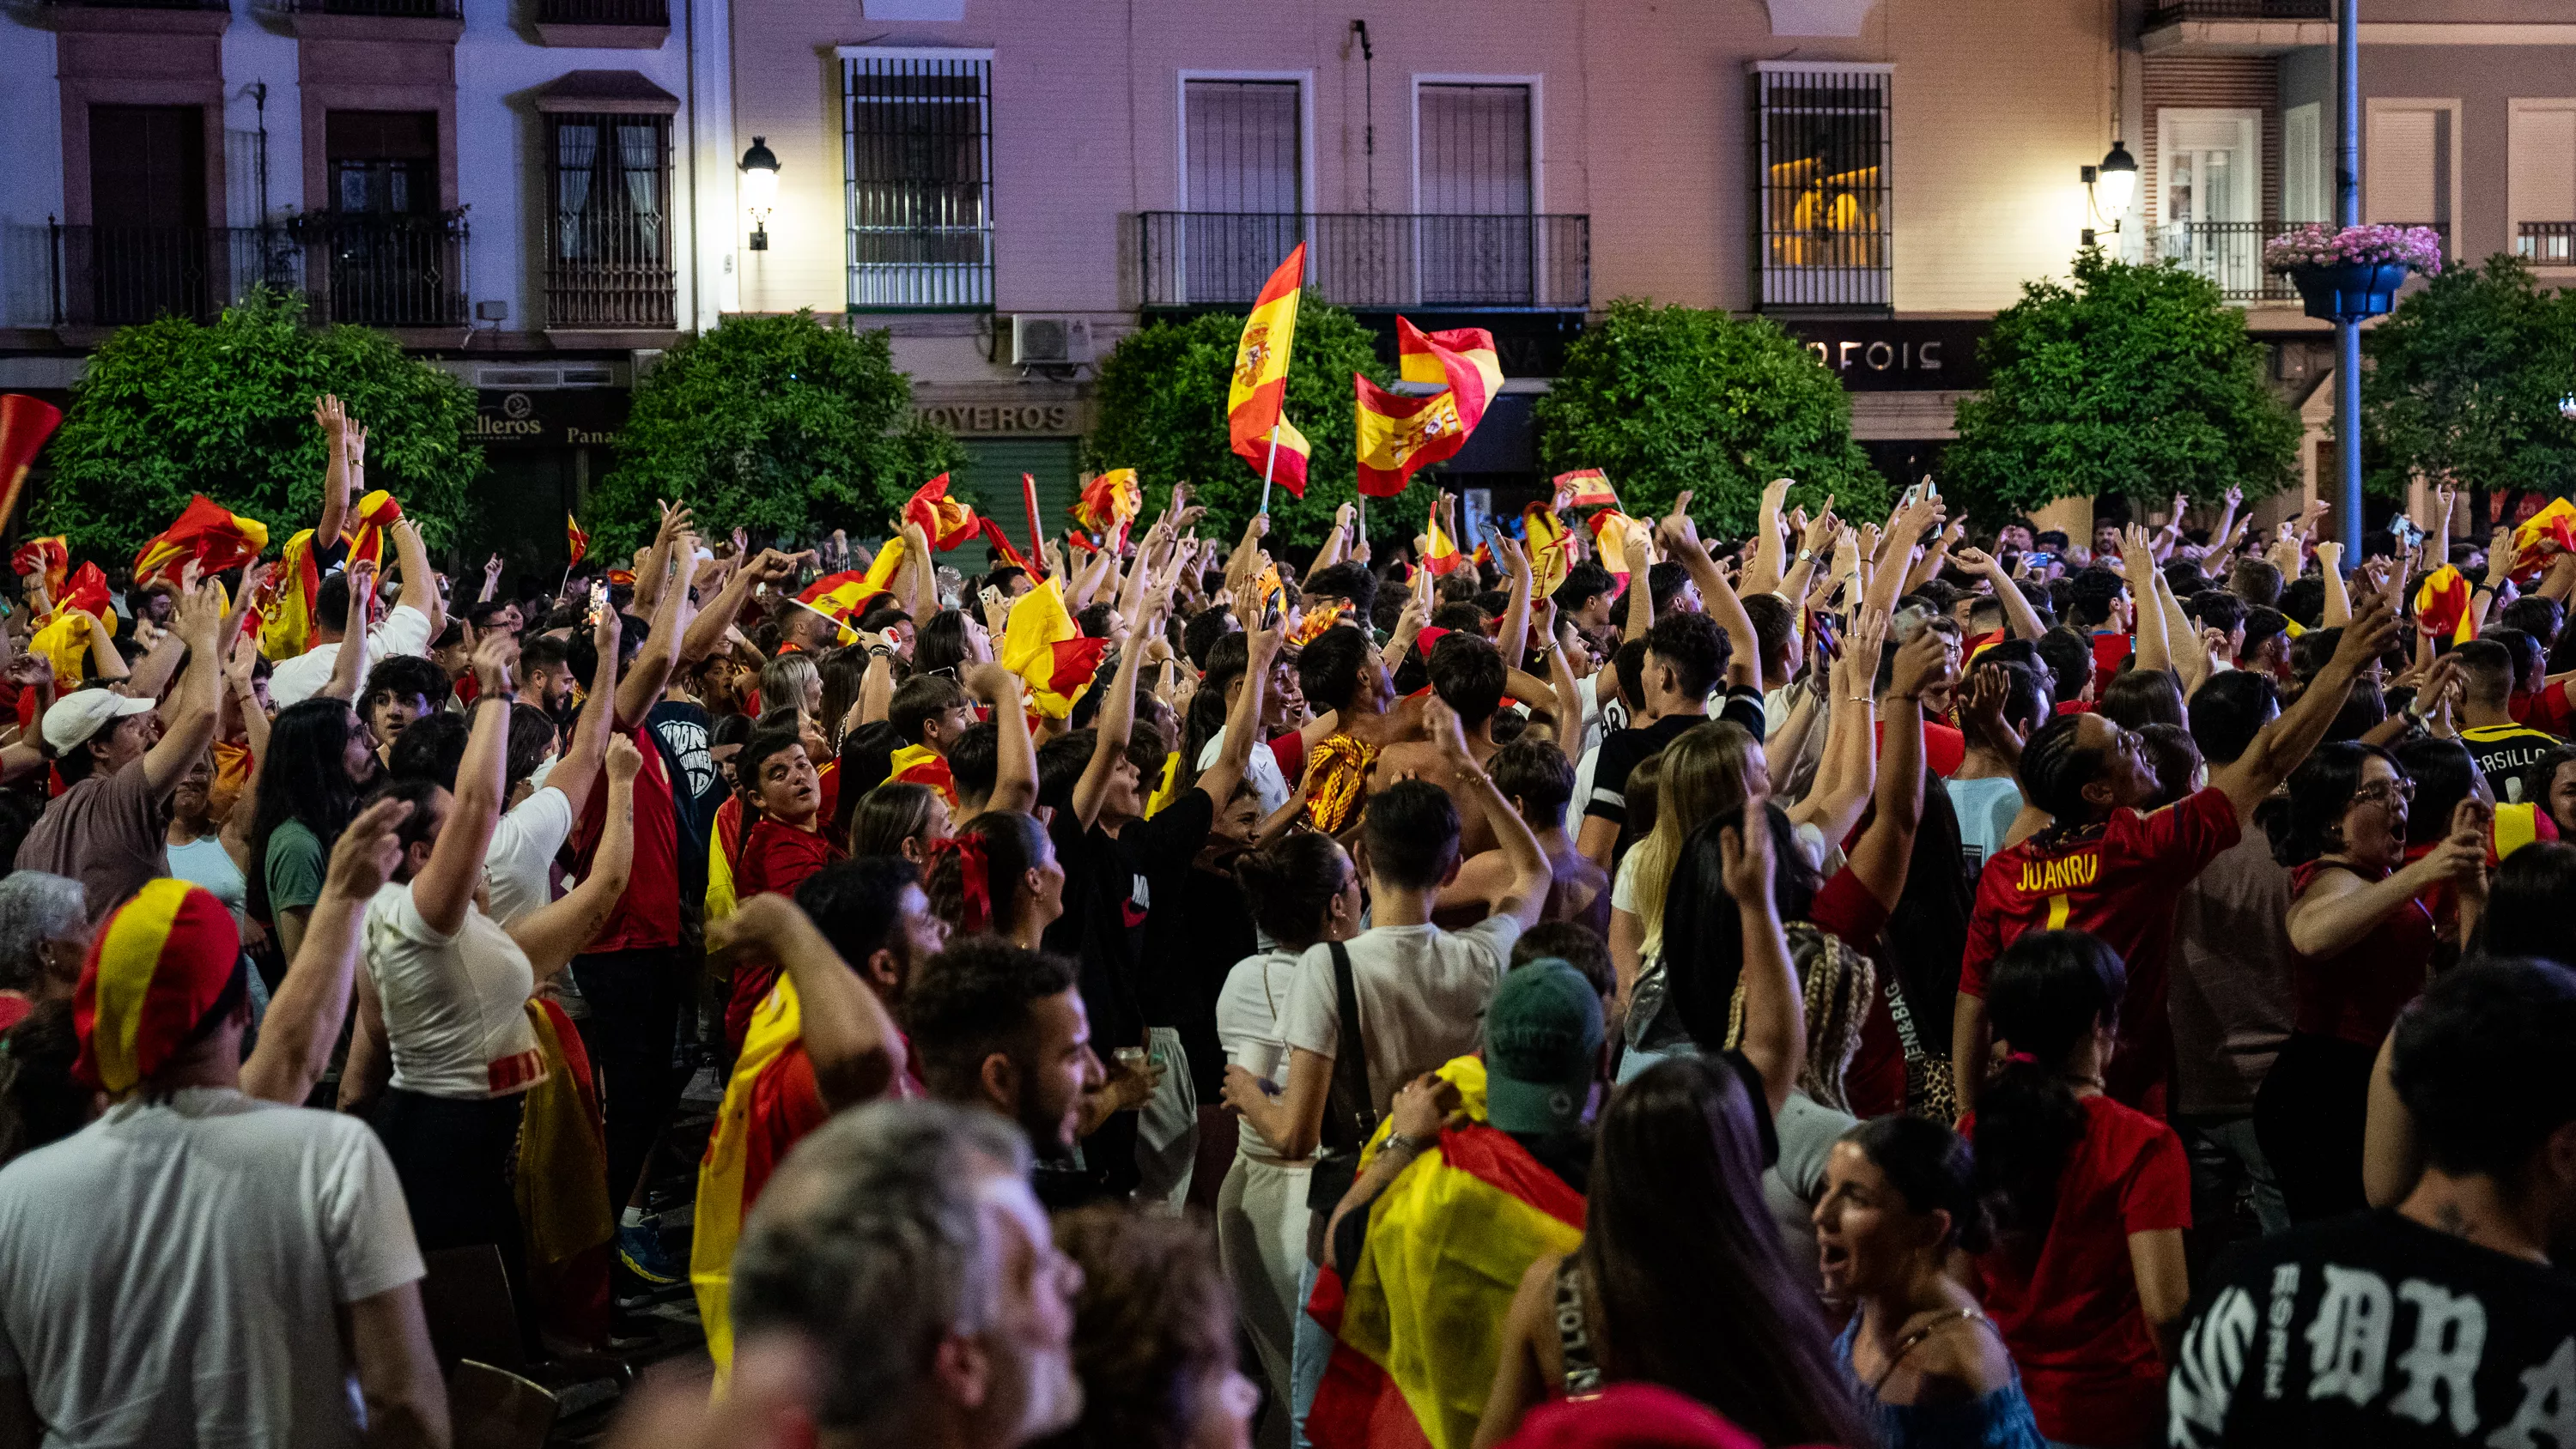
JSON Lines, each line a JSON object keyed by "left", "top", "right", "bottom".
{"left": 71, "top": 880, "right": 243, "bottom": 1094}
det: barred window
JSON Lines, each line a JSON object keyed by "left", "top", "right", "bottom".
{"left": 1751, "top": 64, "right": 1892, "bottom": 311}
{"left": 842, "top": 48, "right": 994, "bottom": 310}
{"left": 546, "top": 112, "right": 674, "bottom": 329}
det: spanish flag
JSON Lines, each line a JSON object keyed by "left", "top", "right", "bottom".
{"left": 795, "top": 537, "right": 908, "bottom": 640}
{"left": 1587, "top": 508, "right": 1643, "bottom": 597}
{"left": 133, "top": 495, "right": 270, "bottom": 591}
{"left": 1001, "top": 577, "right": 1111, "bottom": 718}
{"left": 1072, "top": 469, "right": 1142, "bottom": 543}
{"left": 1246, "top": 415, "right": 1313, "bottom": 500}
{"left": 345, "top": 489, "right": 403, "bottom": 570}
{"left": 884, "top": 742, "right": 958, "bottom": 806}
{"left": 1355, "top": 376, "right": 1467, "bottom": 498}
{"left": 2414, "top": 564, "right": 2477, "bottom": 646}
{"left": 976, "top": 515, "right": 1037, "bottom": 576}
{"left": 1289, "top": 601, "right": 1345, "bottom": 648}
{"left": 1307, "top": 1110, "right": 1583, "bottom": 1449}
{"left": 692, "top": 976, "right": 811, "bottom": 1376}
{"left": 0, "top": 395, "right": 64, "bottom": 533}
{"left": 1227, "top": 243, "right": 1305, "bottom": 472}
{"left": 566, "top": 513, "right": 590, "bottom": 569}
{"left": 1397, "top": 318, "right": 1503, "bottom": 430}
{"left": 72, "top": 880, "right": 242, "bottom": 1094}
{"left": 12, "top": 537, "right": 66, "bottom": 602}
{"left": 904, "top": 473, "right": 980, "bottom": 552}
{"left": 1556, "top": 468, "right": 1619, "bottom": 510}
{"left": 256, "top": 529, "right": 325, "bottom": 661}
{"left": 1425, "top": 506, "right": 1463, "bottom": 578}
{"left": 1253, "top": 561, "right": 1285, "bottom": 617}
{"left": 2510, "top": 498, "right": 2576, "bottom": 585}
{"left": 1522, "top": 503, "right": 1574, "bottom": 598}
{"left": 516, "top": 998, "right": 612, "bottom": 1348}
{"left": 30, "top": 563, "right": 117, "bottom": 688}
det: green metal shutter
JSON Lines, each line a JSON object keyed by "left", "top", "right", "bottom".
{"left": 945, "top": 438, "right": 1082, "bottom": 568}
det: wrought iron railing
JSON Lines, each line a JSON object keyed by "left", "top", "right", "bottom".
{"left": 45, "top": 216, "right": 465, "bottom": 328}
{"left": 2143, "top": 0, "right": 2332, "bottom": 26}
{"left": 35, "top": 0, "right": 229, "bottom": 11}
{"left": 534, "top": 0, "right": 667, "bottom": 23}
{"left": 2148, "top": 219, "right": 2450, "bottom": 303}
{"left": 2518, "top": 221, "right": 2576, "bottom": 266}
{"left": 1138, "top": 212, "right": 1589, "bottom": 311}
{"left": 264, "top": 0, "right": 461, "bottom": 18}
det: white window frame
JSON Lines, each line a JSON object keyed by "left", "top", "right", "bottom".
{"left": 1407, "top": 73, "right": 1546, "bottom": 215}
{"left": 2507, "top": 96, "right": 2576, "bottom": 268}
{"left": 1176, "top": 70, "right": 1316, "bottom": 215}
{"left": 2364, "top": 96, "right": 2463, "bottom": 233}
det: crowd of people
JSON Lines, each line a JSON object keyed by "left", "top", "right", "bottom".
{"left": 0, "top": 393, "right": 2570, "bottom": 1449}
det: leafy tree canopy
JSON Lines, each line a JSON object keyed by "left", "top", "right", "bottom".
{"left": 591, "top": 311, "right": 963, "bottom": 558}
{"left": 2360, "top": 254, "right": 2576, "bottom": 502}
{"left": 1532, "top": 298, "right": 1886, "bottom": 539}
{"left": 35, "top": 288, "right": 480, "bottom": 561}
{"left": 1085, "top": 300, "right": 1422, "bottom": 543}
{"left": 1946, "top": 249, "right": 2300, "bottom": 521}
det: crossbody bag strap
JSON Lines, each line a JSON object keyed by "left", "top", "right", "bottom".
{"left": 1327, "top": 942, "right": 1378, "bottom": 1148}
{"left": 1552, "top": 1256, "right": 1606, "bottom": 1398}
{"left": 1883, "top": 975, "right": 1928, "bottom": 1065}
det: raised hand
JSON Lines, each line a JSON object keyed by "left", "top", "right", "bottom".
{"left": 1658, "top": 489, "right": 1703, "bottom": 553}
{"left": 321, "top": 795, "right": 413, "bottom": 903}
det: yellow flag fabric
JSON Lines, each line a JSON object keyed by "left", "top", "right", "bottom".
{"left": 27, "top": 610, "right": 95, "bottom": 690}
{"left": 1228, "top": 243, "right": 1306, "bottom": 454}
{"left": 514, "top": 1001, "right": 606, "bottom": 1269}
{"left": 1001, "top": 578, "right": 1111, "bottom": 718}
{"left": 1520, "top": 505, "right": 1574, "bottom": 599}
{"left": 692, "top": 976, "right": 805, "bottom": 1377}
{"left": 1142, "top": 749, "right": 1184, "bottom": 818}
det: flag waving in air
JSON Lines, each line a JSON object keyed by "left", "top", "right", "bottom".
{"left": 12, "top": 537, "right": 66, "bottom": 602}
{"left": 2510, "top": 498, "right": 2576, "bottom": 584}
{"left": 0, "top": 395, "right": 64, "bottom": 536}
{"left": 1354, "top": 376, "right": 1468, "bottom": 497}
{"left": 565, "top": 513, "right": 590, "bottom": 569}
{"left": 1424, "top": 502, "right": 1463, "bottom": 578}
{"left": 1228, "top": 243, "right": 1306, "bottom": 482}
{"left": 133, "top": 496, "right": 270, "bottom": 591}
{"left": 793, "top": 539, "right": 908, "bottom": 646}
{"left": 1556, "top": 468, "right": 1619, "bottom": 510}
{"left": 1397, "top": 318, "right": 1504, "bottom": 428}
{"left": 345, "top": 490, "right": 404, "bottom": 569}
{"left": 1520, "top": 502, "right": 1574, "bottom": 598}
{"left": 1072, "top": 470, "right": 1142, "bottom": 543}
{"left": 2414, "top": 565, "right": 2477, "bottom": 646}
{"left": 903, "top": 473, "right": 981, "bottom": 551}
{"left": 1587, "top": 508, "right": 1646, "bottom": 597}
{"left": 255, "top": 530, "right": 325, "bottom": 661}
{"left": 1001, "top": 577, "right": 1111, "bottom": 718}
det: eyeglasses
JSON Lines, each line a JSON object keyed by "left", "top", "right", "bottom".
{"left": 2352, "top": 779, "right": 2415, "bottom": 807}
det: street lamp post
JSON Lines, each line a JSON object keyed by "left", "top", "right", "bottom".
{"left": 739, "top": 136, "right": 781, "bottom": 253}
{"left": 2336, "top": 0, "right": 2363, "bottom": 557}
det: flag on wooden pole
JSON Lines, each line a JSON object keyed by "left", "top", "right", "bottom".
{"left": 1228, "top": 243, "right": 1307, "bottom": 490}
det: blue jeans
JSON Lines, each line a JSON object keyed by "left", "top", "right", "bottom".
{"left": 1290, "top": 1259, "right": 1326, "bottom": 1449}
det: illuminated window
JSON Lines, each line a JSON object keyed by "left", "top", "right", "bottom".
{"left": 1752, "top": 64, "right": 1891, "bottom": 310}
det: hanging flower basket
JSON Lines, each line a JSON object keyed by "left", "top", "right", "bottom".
{"left": 2263, "top": 224, "right": 2445, "bottom": 323}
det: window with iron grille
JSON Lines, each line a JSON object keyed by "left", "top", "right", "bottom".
{"left": 546, "top": 112, "right": 675, "bottom": 329}
{"left": 842, "top": 49, "right": 993, "bottom": 310}
{"left": 1751, "top": 64, "right": 1892, "bottom": 312}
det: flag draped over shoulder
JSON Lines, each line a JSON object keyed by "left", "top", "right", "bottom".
{"left": 2414, "top": 564, "right": 2476, "bottom": 646}
{"left": 133, "top": 495, "right": 269, "bottom": 591}
{"left": 1307, "top": 1118, "right": 1585, "bottom": 1449}
{"left": 1355, "top": 378, "right": 1468, "bottom": 498}
{"left": 1556, "top": 468, "right": 1619, "bottom": 510}
{"left": 692, "top": 978, "right": 807, "bottom": 1377}
{"left": 1228, "top": 244, "right": 1305, "bottom": 468}
{"left": 905, "top": 473, "right": 981, "bottom": 551}
{"left": 1002, "top": 577, "right": 1110, "bottom": 718}
{"left": 344, "top": 490, "right": 403, "bottom": 570}
{"left": 566, "top": 513, "right": 590, "bottom": 569}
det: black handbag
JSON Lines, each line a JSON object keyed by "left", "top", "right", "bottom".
{"left": 1304, "top": 941, "right": 1379, "bottom": 1214}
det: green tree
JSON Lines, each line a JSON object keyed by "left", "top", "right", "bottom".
{"left": 1532, "top": 298, "right": 1886, "bottom": 539}
{"left": 591, "top": 311, "right": 963, "bottom": 557}
{"left": 2360, "top": 254, "right": 2576, "bottom": 503}
{"left": 1085, "top": 299, "right": 1418, "bottom": 543}
{"left": 1946, "top": 249, "right": 2299, "bottom": 521}
{"left": 35, "top": 288, "right": 481, "bottom": 559}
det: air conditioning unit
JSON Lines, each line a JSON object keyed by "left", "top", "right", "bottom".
{"left": 1010, "top": 315, "right": 1091, "bottom": 368}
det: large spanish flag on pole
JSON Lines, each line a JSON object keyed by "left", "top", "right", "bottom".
{"left": 1354, "top": 376, "right": 1468, "bottom": 498}
{"left": 1228, "top": 243, "right": 1306, "bottom": 510}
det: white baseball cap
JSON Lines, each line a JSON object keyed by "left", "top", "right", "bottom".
{"left": 41, "top": 688, "right": 155, "bottom": 755}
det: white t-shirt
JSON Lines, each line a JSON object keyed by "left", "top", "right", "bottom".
{"left": 484, "top": 786, "right": 574, "bottom": 926}
{"left": 0, "top": 1088, "right": 423, "bottom": 1449}
{"left": 1197, "top": 727, "right": 1291, "bottom": 818}
{"left": 1571, "top": 742, "right": 1603, "bottom": 835}
{"left": 267, "top": 603, "right": 435, "bottom": 708}
{"left": 1946, "top": 774, "right": 2026, "bottom": 873}
{"left": 363, "top": 880, "right": 544, "bottom": 1099}
{"left": 1277, "top": 916, "right": 1520, "bottom": 1116}
{"left": 1215, "top": 946, "right": 1306, "bottom": 1159}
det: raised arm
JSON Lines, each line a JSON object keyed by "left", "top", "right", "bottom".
{"left": 2318, "top": 541, "right": 2352, "bottom": 627}
{"left": 139, "top": 580, "right": 225, "bottom": 796}
{"left": 1845, "top": 628, "right": 1948, "bottom": 911}
{"left": 541, "top": 607, "right": 622, "bottom": 823}
{"left": 410, "top": 641, "right": 513, "bottom": 937}
{"left": 313, "top": 394, "right": 354, "bottom": 549}
{"left": 1197, "top": 626, "right": 1279, "bottom": 810}
{"left": 318, "top": 559, "right": 375, "bottom": 705}
{"left": 1071, "top": 529, "right": 1163, "bottom": 828}
{"left": 2121, "top": 524, "right": 2175, "bottom": 678}
{"left": 2214, "top": 589, "right": 2402, "bottom": 820}
{"left": 508, "top": 736, "right": 640, "bottom": 976}
{"left": 1742, "top": 478, "right": 1793, "bottom": 597}
{"left": 1491, "top": 530, "right": 1534, "bottom": 687}
{"left": 388, "top": 518, "right": 442, "bottom": 644}
{"left": 714, "top": 893, "right": 903, "bottom": 1109}
{"left": 240, "top": 795, "right": 410, "bottom": 1105}
{"left": 1656, "top": 492, "right": 1761, "bottom": 689}
{"left": 1431, "top": 698, "right": 1549, "bottom": 930}
{"left": 1303, "top": 503, "right": 1355, "bottom": 584}
{"left": 614, "top": 532, "right": 696, "bottom": 729}
{"left": 1720, "top": 812, "right": 1801, "bottom": 1117}
{"left": 1620, "top": 526, "right": 1656, "bottom": 646}
{"left": 1957, "top": 547, "right": 2046, "bottom": 641}
{"left": 964, "top": 662, "right": 1038, "bottom": 816}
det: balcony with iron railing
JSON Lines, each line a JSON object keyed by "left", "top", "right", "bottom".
{"left": 2142, "top": 0, "right": 2333, "bottom": 53}
{"left": 1137, "top": 212, "right": 1589, "bottom": 312}
{"left": 2147, "top": 219, "right": 2450, "bottom": 304}
{"left": 531, "top": 0, "right": 667, "bottom": 45}
{"left": 41, "top": 214, "right": 467, "bottom": 330}
{"left": 259, "top": 0, "right": 461, "bottom": 33}
{"left": 2518, "top": 222, "right": 2576, "bottom": 267}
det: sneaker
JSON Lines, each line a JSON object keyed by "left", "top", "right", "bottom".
{"left": 617, "top": 1220, "right": 683, "bottom": 1286}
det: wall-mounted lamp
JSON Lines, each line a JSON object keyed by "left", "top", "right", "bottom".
{"left": 2081, "top": 140, "right": 2139, "bottom": 246}
{"left": 739, "top": 136, "right": 780, "bottom": 252}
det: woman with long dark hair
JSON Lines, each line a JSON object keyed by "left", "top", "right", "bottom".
{"left": 2256, "top": 741, "right": 2486, "bottom": 1222}
{"left": 1814, "top": 1114, "right": 2044, "bottom": 1449}
{"left": 1968, "top": 930, "right": 2190, "bottom": 1449}
{"left": 920, "top": 809, "right": 1064, "bottom": 949}
{"left": 246, "top": 697, "right": 380, "bottom": 960}
{"left": 1471, "top": 1057, "right": 1873, "bottom": 1449}
{"left": 2476, "top": 840, "right": 2576, "bottom": 963}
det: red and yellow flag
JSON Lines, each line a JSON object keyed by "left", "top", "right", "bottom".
{"left": 255, "top": 529, "right": 325, "bottom": 661}
{"left": 29, "top": 561, "right": 117, "bottom": 688}
{"left": 0, "top": 395, "right": 64, "bottom": 536}
{"left": 1521, "top": 503, "right": 1574, "bottom": 598}
{"left": 1227, "top": 243, "right": 1306, "bottom": 468}
{"left": 133, "top": 495, "right": 270, "bottom": 591}
{"left": 1556, "top": 468, "right": 1619, "bottom": 510}
{"left": 1587, "top": 508, "right": 1645, "bottom": 597}
{"left": 72, "top": 879, "right": 242, "bottom": 1094}
{"left": 11, "top": 537, "right": 66, "bottom": 601}
{"left": 1308, "top": 1112, "right": 1584, "bottom": 1449}
{"left": 1355, "top": 376, "right": 1468, "bottom": 498}
{"left": 1288, "top": 601, "right": 1345, "bottom": 648}
{"left": 2414, "top": 564, "right": 2477, "bottom": 646}
{"left": 1425, "top": 504, "right": 1463, "bottom": 578}
{"left": 692, "top": 976, "right": 811, "bottom": 1375}
{"left": 2510, "top": 498, "right": 2576, "bottom": 584}
{"left": 976, "top": 516, "right": 1037, "bottom": 576}
{"left": 345, "top": 489, "right": 404, "bottom": 570}
{"left": 884, "top": 742, "right": 958, "bottom": 806}
{"left": 904, "top": 473, "right": 981, "bottom": 552}
{"left": 566, "top": 513, "right": 590, "bottom": 569}
{"left": 1072, "top": 469, "right": 1142, "bottom": 542}
{"left": 794, "top": 538, "right": 908, "bottom": 643}
{"left": 1246, "top": 415, "right": 1313, "bottom": 499}
{"left": 1001, "top": 576, "right": 1110, "bottom": 718}
{"left": 1397, "top": 318, "right": 1503, "bottom": 429}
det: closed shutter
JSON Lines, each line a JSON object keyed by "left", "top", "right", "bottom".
{"left": 2283, "top": 104, "right": 2324, "bottom": 224}
{"left": 947, "top": 439, "right": 1082, "bottom": 568}
{"left": 2367, "top": 107, "right": 2444, "bottom": 226}
{"left": 2509, "top": 106, "right": 2576, "bottom": 264}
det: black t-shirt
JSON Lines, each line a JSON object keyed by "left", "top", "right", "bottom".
{"left": 2170, "top": 1208, "right": 2576, "bottom": 1448}
{"left": 648, "top": 700, "right": 717, "bottom": 910}
{"left": 1582, "top": 689, "right": 1765, "bottom": 832}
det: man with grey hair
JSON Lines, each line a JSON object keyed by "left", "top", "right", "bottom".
{"left": 0, "top": 872, "right": 88, "bottom": 1033}
{"left": 728, "top": 1100, "right": 1082, "bottom": 1449}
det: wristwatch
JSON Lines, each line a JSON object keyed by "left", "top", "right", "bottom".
{"left": 1385, "top": 1131, "right": 1434, "bottom": 1157}
{"left": 1796, "top": 549, "right": 1815, "bottom": 564}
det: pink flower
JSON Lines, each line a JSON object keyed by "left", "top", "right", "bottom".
{"left": 2263, "top": 223, "right": 2445, "bottom": 276}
